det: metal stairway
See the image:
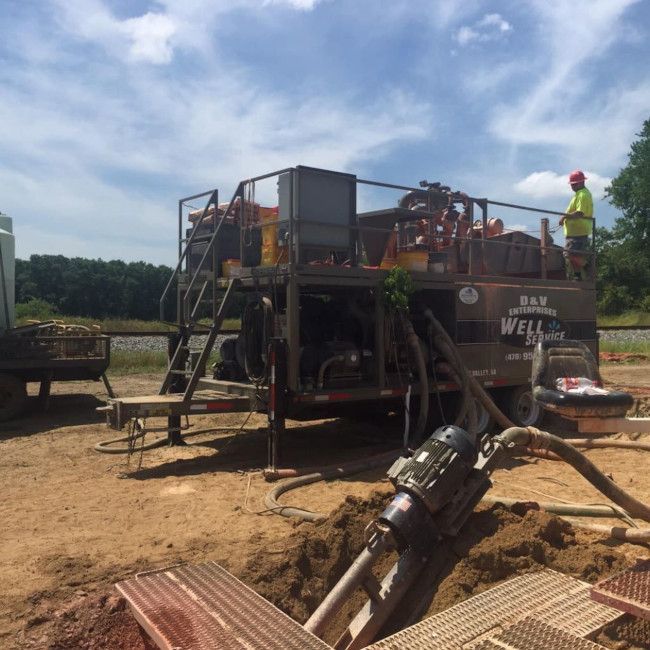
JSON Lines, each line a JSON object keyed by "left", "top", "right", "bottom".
{"left": 158, "top": 184, "right": 245, "bottom": 403}
{"left": 101, "top": 184, "right": 254, "bottom": 431}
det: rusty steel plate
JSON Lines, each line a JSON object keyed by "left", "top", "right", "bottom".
{"left": 472, "top": 617, "right": 608, "bottom": 650}
{"left": 116, "top": 562, "right": 331, "bottom": 650}
{"left": 366, "top": 570, "right": 620, "bottom": 650}
{"left": 591, "top": 560, "right": 650, "bottom": 621}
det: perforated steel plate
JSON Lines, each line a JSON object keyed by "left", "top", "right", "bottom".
{"left": 591, "top": 560, "right": 650, "bottom": 621}
{"left": 116, "top": 562, "right": 331, "bottom": 650}
{"left": 472, "top": 617, "right": 607, "bottom": 650}
{"left": 366, "top": 570, "right": 620, "bottom": 650}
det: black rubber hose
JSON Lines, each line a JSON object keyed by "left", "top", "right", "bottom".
{"left": 242, "top": 295, "right": 274, "bottom": 384}
{"left": 400, "top": 313, "right": 428, "bottom": 441}
{"left": 264, "top": 450, "right": 402, "bottom": 521}
{"left": 424, "top": 309, "right": 514, "bottom": 430}
{"left": 497, "top": 427, "right": 650, "bottom": 522}
{"left": 436, "top": 361, "right": 474, "bottom": 429}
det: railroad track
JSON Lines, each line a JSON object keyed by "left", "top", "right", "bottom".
{"left": 104, "top": 326, "right": 649, "bottom": 337}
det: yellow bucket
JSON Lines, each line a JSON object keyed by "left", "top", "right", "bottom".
{"left": 396, "top": 250, "right": 428, "bottom": 272}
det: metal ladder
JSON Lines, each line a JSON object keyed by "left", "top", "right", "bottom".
{"left": 158, "top": 183, "right": 245, "bottom": 402}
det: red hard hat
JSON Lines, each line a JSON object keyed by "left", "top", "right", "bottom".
{"left": 569, "top": 170, "right": 587, "bottom": 184}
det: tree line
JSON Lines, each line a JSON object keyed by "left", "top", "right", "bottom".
{"left": 596, "top": 117, "right": 650, "bottom": 314}
{"left": 15, "top": 256, "right": 174, "bottom": 320}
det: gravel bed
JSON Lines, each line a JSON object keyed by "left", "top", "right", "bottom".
{"left": 110, "top": 330, "right": 647, "bottom": 353}
{"left": 111, "top": 334, "right": 230, "bottom": 353}
{"left": 597, "top": 329, "right": 650, "bottom": 343}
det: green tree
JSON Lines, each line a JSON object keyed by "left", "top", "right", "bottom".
{"left": 599, "top": 118, "right": 650, "bottom": 313}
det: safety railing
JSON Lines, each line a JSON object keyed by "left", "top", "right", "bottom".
{"left": 168, "top": 168, "right": 597, "bottom": 290}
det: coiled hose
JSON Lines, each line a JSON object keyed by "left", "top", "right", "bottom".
{"left": 263, "top": 450, "right": 402, "bottom": 521}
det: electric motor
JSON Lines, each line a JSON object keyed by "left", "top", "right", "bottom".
{"left": 378, "top": 426, "right": 478, "bottom": 551}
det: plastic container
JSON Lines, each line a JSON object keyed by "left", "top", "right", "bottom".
{"left": 0, "top": 214, "right": 15, "bottom": 331}
{"left": 260, "top": 208, "right": 288, "bottom": 266}
{"left": 221, "top": 259, "right": 241, "bottom": 278}
{"left": 397, "top": 250, "right": 428, "bottom": 272}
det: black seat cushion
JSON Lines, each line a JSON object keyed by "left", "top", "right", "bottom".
{"left": 532, "top": 339, "right": 634, "bottom": 418}
{"left": 533, "top": 386, "right": 634, "bottom": 412}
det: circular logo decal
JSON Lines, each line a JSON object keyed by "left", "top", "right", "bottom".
{"left": 459, "top": 287, "right": 479, "bottom": 305}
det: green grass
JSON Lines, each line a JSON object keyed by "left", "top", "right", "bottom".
{"left": 597, "top": 311, "right": 650, "bottom": 326}
{"left": 108, "top": 350, "right": 221, "bottom": 375}
{"left": 108, "top": 350, "right": 169, "bottom": 374}
{"left": 599, "top": 340, "right": 650, "bottom": 357}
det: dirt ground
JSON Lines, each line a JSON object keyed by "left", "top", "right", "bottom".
{"left": 1, "top": 365, "right": 649, "bottom": 649}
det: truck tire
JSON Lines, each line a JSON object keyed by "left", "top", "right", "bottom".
{"left": 504, "top": 385, "right": 543, "bottom": 428}
{"left": 0, "top": 373, "right": 28, "bottom": 422}
{"left": 464, "top": 397, "right": 495, "bottom": 435}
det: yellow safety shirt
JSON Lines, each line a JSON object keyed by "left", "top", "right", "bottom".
{"left": 564, "top": 187, "right": 593, "bottom": 237}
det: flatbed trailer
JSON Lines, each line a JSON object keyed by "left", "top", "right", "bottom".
{"left": 102, "top": 166, "right": 596, "bottom": 463}
{"left": 0, "top": 322, "right": 111, "bottom": 420}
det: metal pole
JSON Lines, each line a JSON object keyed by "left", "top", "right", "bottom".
{"left": 540, "top": 218, "right": 549, "bottom": 280}
{"left": 304, "top": 533, "right": 390, "bottom": 638}
{"left": 267, "top": 337, "right": 288, "bottom": 470}
{"left": 167, "top": 329, "right": 187, "bottom": 445}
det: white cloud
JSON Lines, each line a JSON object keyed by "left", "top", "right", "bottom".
{"left": 504, "top": 223, "right": 529, "bottom": 232}
{"left": 120, "top": 13, "right": 177, "bottom": 64}
{"left": 53, "top": 0, "right": 325, "bottom": 65}
{"left": 455, "top": 12, "right": 512, "bottom": 46}
{"left": 264, "top": 0, "right": 322, "bottom": 8}
{"left": 0, "top": 17, "right": 431, "bottom": 263}
{"left": 489, "top": 0, "right": 645, "bottom": 169}
{"left": 514, "top": 171, "right": 611, "bottom": 200}
{"left": 479, "top": 13, "right": 512, "bottom": 32}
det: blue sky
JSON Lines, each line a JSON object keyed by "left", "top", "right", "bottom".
{"left": 2, "top": 0, "right": 649, "bottom": 265}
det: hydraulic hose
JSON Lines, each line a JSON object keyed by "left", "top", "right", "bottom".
{"left": 263, "top": 450, "right": 401, "bottom": 521}
{"left": 423, "top": 308, "right": 513, "bottom": 431}
{"left": 436, "top": 361, "right": 476, "bottom": 431}
{"left": 496, "top": 427, "right": 650, "bottom": 522}
{"left": 481, "top": 495, "right": 635, "bottom": 522}
{"left": 242, "top": 295, "right": 274, "bottom": 384}
{"left": 514, "top": 437, "right": 650, "bottom": 462}
{"left": 400, "top": 313, "right": 428, "bottom": 441}
{"left": 263, "top": 449, "right": 400, "bottom": 481}
{"left": 561, "top": 519, "right": 650, "bottom": 543}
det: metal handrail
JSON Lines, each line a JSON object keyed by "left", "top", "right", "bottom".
{"left": 182, "top": 182, "right": 244, "bottom": 321}
{"left": 159, "top": 188, "right": 218, "bottom": 321}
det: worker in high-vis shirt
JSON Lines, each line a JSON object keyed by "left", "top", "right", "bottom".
{"left": 559, "top": 170, "right": 593, "bottom": 281}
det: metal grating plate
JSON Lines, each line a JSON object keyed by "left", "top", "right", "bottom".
{"left": 472, "top": 617, "right": 607, "bottom": 650}
{"left": 366, "top": 570, "right": 620, "bottom": 650}
{"left": 116, "top": 561, "right": 331, "bottom": 650}
{"left": 532, "top": 576, "right": 622, "bottom": 638}
{"left": 591, "top": 559, "right": 650, "bottom": 621}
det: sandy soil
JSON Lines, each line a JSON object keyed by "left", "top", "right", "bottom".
{"left": 1, "top": 367, "right": 649, "bottom": 649}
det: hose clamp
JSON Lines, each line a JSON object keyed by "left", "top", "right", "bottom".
{"left": 526, "top": 426, "right": 551, "bottom": 450}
